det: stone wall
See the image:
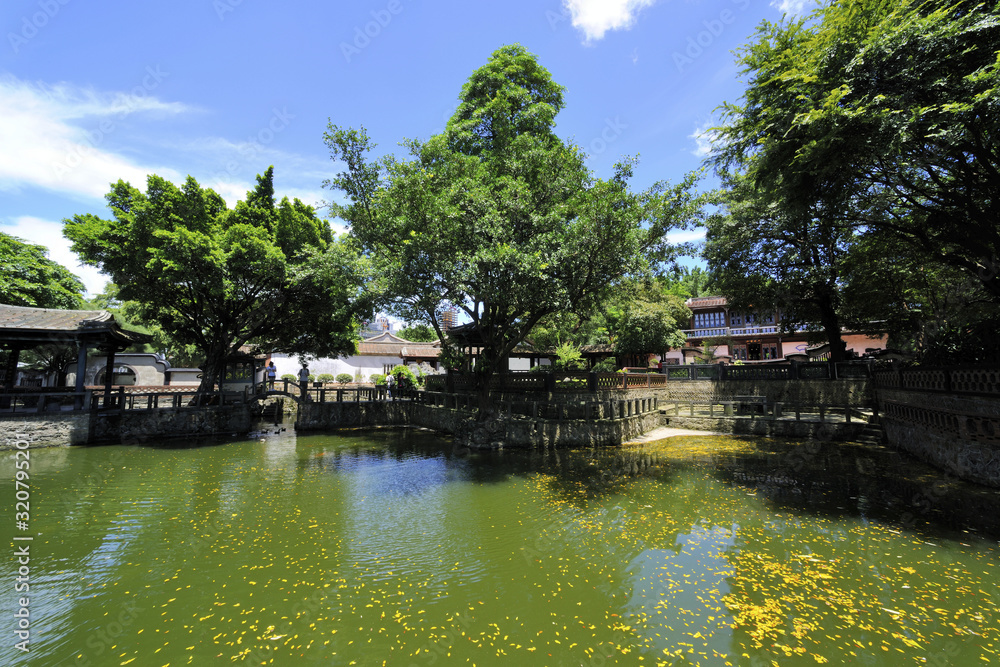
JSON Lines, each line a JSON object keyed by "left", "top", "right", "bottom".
{"left": 666, "top": 415, "right": 866, "bottom": 440}
{"left": 0, "top": 405, "right": 256, "bottom": 448}
{"left": 657, "top": 379, "right": 871, "bottom": 407}
{"left": 109, "top": 405, "right": 255, "bottom": 445}
{"left": 295, "top": 400, "right": 412, "bottom": 431}
{"left": 877, "top": 387, "right": 1000, "bottom": 488}
{"left": 0, "top": 413, "right": 92, "bottom": 448}
{"left": 296, "top": 400, "right": 662, "bottom": 449}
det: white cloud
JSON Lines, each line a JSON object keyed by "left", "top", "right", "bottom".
{"left": 770, "top": 0, "right": 814, "bottom": 16}
{"left": 689, "top": 122, "right": 719, "bottom": 158}
{"left": 563, "top": 0, "right": 658, "bottom": 42}
{"left": 2, "top": 216, "right": 109, "bottom": 297}
{"left": 0, "top": 74, "right": 188, "bottom": 201}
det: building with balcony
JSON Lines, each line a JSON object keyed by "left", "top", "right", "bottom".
{"left": 662, "top": 296, "right": 887, "bottom": 365}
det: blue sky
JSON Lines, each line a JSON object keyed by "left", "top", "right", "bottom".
{"left": 1, "top": 0, "right": 811, "bottom": 297}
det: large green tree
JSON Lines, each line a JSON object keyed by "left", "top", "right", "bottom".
{"left": 713, "top": 0, "right": 1000, "bottom": 336}
{"left": 325, "top": 45, "right": 704, "bottom": 425}
{"left": 64, "top": 167, "right": 371, "bottom": 395}
{"left": 704, "top": 174, "right": 859, "bottom": 361}
{"left": 0, "top": 232, "right": 85, "bottom": 309}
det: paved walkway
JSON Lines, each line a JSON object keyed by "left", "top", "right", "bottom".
{"left": 624, "top": 426, "right": 720, "bottom": 445}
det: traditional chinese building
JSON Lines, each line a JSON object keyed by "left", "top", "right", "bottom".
{"left": 662, "top": 296, "right": 887, "bottom": 365}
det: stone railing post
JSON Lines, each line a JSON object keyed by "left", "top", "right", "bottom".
{"left": 588, "top": 372, "right": 597, "bottom": 393}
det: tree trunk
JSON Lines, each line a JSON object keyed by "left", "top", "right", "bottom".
{"left": 474, "top": 357, "right": 498, "bottom": 422}
{"left": 196, "top": 350, "right": 226, "bottom": 404}
{"left": 814, "top": 288, "right": 847, "bottom": 363}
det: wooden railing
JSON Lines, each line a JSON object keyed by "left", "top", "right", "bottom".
{"left": 0, "top": 390, "right": 89, "bottom": 414}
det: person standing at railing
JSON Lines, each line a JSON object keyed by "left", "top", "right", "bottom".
{"left": 386, "top": 373, "right": 395, "bottom": 400}
{"left": 266, "top": 361, "right": 277, "bottom": 390}
{"left": 298, "top": 364, "right": 310, "bottom": 401}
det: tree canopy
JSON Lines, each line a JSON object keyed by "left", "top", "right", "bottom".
{"left": 396, "top": 324, "right": 438, "bottom": 342}
{"left": 325, "top": 45, "right": 706, "bottom": 422}
{"left": 709, "top": 0, "right": 1000, "bottom": 361}
{"left": 64, "top": 167, "right": 371, "bottom": 393}
{"left": 0, "top": 232, "right": 85, "bottom": 309}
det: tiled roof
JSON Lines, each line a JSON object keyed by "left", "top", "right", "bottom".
{"left": 0, "top": 304, "right": 151, "bottom": 347}
{"left": 355, "top": 331, "right": 441, "bottom": 358}
{"left": 0, "top": 304, "right": 113, "bottom": 330}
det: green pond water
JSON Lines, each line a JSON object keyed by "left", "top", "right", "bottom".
{"left": 2, "top": 429, "right": 999, "bottom": 666}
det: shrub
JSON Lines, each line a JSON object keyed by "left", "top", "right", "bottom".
{"left": 280, "top": 374, "right": 296, "bottom": 382}
{"left": 389, "top": 364, "right": 418, "bottom": 389}
{"left": 370, "top": 373, "right": 385, "bottom": 385}
{"left": 591, "top": 359, "right": 617, "bottom": 373}
{"left": 553, "top": 342, "right": 584, "bottom": 371}
{"left": 336, "top": 373, "right": 353, "bottom": 384}
{"left": 316, "top": 373, "right": 336, "bottom": 383}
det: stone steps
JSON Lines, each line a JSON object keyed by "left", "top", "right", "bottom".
{"left": 855, "top": 421, "right": 885, "bottom": 445}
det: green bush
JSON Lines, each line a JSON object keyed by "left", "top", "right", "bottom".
{"left": 370, "top": 373, "right": 385, "bottom": 385}
{"left": 336, "top": 373, "right": 353, "bottom": 384}
{"left": 389, "top": 364, "right": 418, "bottom": 389}
{"left": 591, "top": 359, "right": 617, "bottom": 373}
{"left": 316, "top": 373, "right": 336, "bottom": 383}
{"left": 280, "top": 374, "right": 296, "bottom": 382}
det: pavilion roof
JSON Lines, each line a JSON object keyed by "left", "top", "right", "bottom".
{"left": 0, "top": 304, "right": 151, "bottom": 349}
{"left": 356, "top": 331, "right": 441, "bottom": 359}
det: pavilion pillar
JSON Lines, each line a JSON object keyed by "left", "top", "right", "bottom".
{"left": 2, "top": 345, "right": 20, "bottom": 392}
{"left": 74, "top": 342, "right": 89, "bottom": 410}
{"left": 101, "top": 346, "right": 116, "bottom": 408}
{"left": 1, "top": 345, "right": 22, "bottom": 409}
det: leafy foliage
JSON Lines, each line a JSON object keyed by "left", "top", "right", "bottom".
{"left": 0, "top": 232, "right": 85, "bottom": 309}
{"left": 711, "top": 0, "right": 1000, "bottom": 358}
{"left": 389, "top": 364, "right": 417, "bottom": 390}
{"left": 325, "top": 45, "right": 707, "bottom": 420}
{"left": 64, "top": 167, "right": 371, "bottom": 393}
{"left": 335, "top": 373, "right": 353, "bottom": 384}
{"left": 396, "top": 324, "right": 437, "bottom": 342}
{"left": 613, "top": 301, "right": 689, "bottom": 359}
{"left": 552, "top": 342, "right": 584, "bottom": 371}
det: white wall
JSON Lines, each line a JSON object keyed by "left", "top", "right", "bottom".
{"left": 270, "top": 353, "right": 401, "bottom": 381}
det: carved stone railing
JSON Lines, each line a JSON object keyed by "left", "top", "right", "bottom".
{"left": 874, "top": 366, "right": 1000, "bottom": 396}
